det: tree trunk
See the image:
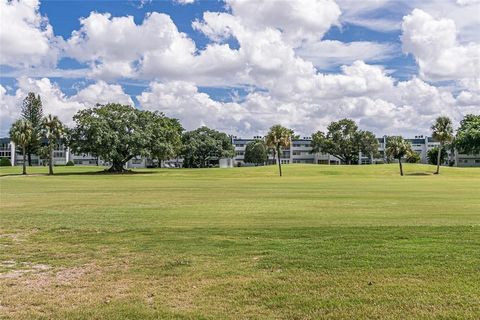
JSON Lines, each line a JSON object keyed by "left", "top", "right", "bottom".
{"left": 277, "top": 147, "right": 282, "bottom": 177}
{"left": 108, "top": 161, "right": 127, "bottom": 173}
{"left": 22, "top": 146, "right": 27, "bottom": 175}
{"left": 48, "top": 145, "right": 54, "bottom": 175}
{"left": 398, "top": 157, "right": 403, "bottom": 176}
{"left": 27, "top": 152, "right": 32, "bottom": 166}
{"left": 435, "top": 144, "right": 442, "bottom": 174}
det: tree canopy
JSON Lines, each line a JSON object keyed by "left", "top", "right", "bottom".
{"left": 244, "top": 140, "right": 268, "bottom": 165}
{"left": 68, "top": 103, "right": 182, "bottom": 172}
{"left": 181, "top": 126, "right": 235, "bottom": 168}
{"left": 455, "top": 114, "right": 480, "bottom": 154}
{"left": 311, "top": 119, "right": 378, "bottom": 164}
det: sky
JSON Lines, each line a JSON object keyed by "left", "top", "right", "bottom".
{"left": 0, "top": 0, "right": 479, "bottom": 138}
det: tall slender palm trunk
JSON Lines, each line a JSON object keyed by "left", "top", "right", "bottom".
{"left": 277, "top": 146, "right": 282, "bottom": 177}
{"left": 398, "top": 157, "right": 403, "bottom": 176}
{"left": 22, "top": 146, "right": 27, "bottom": 175}
{"left": 435, "top": 144, "right": 442, "bottom": 175}
{"left": 48, "top": 145, "right": 54, "bottom": 175}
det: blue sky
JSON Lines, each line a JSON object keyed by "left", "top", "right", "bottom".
{"left": 1, "top": 0, "right": 479, "bottom": 137}
{"left": 32, "top": 0, "right": 417, "bottom": 96}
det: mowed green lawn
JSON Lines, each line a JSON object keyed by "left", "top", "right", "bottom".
{"left": 1, "top": 164, "right": 479, "bottom": 319}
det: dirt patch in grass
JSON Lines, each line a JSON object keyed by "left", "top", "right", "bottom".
{"left": 0, "top": 261, "right": 51, "bottom": 279}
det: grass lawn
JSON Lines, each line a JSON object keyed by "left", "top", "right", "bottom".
{"left": 1, "top": 164, "right": 479, "bottom": 319}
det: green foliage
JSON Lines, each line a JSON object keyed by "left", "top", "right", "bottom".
{"left": 66, "top": 160, "right": 75, "bottom": 166}
{"left": 431, "top": 116, "right": 454, "bottom": 145}
{"left": 69, "top": 103, "right": 182, "bottom": 172}
{"left": 385, "top": 136, "right": 411, "bottom": 159}
{"left": 431, "top": 116, "right": 454, "bottom": 174}
{"left": 455, "top": 114, "right": 480, "bottom": 154}
{"left": 244, "top": 140, "right": 268, "bottom": 165}
{"left": 265, "top": 124, "right": 293, "bottom": 176}
{"left": 385, "top": 136, "right": 413, "bottom": 176}
{"left": 42, "top": 114, "right": 66, "bottom": 175}
{"left": 181, "top": 126, "right": 235, "bottom": 168}
{"left": 311, "top": 118, "right": 378, "bottom": 164}
{"left": 148, "top": 117, "right": 183, "bottom": 162}
{"left": 0, "top": 157, "right": 11, "bottom": 166}
{"left": 427, "top": 147, "right": 447, "bottom": 165}
{"left": 406, "top": 150, "right": 421, "bottom": 163}
{"left": 21, "top": 93, "right": 44, "bottom": 164}
{"left": 9, "top": 119, "right": 33, "bottom": 174}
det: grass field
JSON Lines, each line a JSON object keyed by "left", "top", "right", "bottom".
{"left": 1, "top": 164, "right": 479, "bottom": 319}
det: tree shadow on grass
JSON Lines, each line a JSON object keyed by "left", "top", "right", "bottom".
{"left": 405, "top": 172, "right": 433, "bottom": 176}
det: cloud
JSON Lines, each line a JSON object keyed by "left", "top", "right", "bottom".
{"left": 65, "top": 11, "right": 197, "bottom": 80}
{"left": 1, "top": 0, "right": 478, "bottom": 139}
{"left": 136, "top": 61, "right": 470, "bottom": 137}
{"left": 0, "top": 78, "right": 132, "bottom": 136}
{"left": 0, "top": 0, "right": 60, "bottom": 67}
{"left": 401, "top": 9, "right": 480, "bottom": 87}
{"left": 225, "top": 0, "right": 341, "bottom": 46}
{"left": 296, "top": 40, "right": 398, "bottom": 69}
{"left": 174, "top": 0, "right": 195, "bottom": 4}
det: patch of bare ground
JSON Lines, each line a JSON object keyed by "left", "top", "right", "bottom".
{"left": 0, "top": 228, "right": 40, "bottom": 243}
{"left": 0, "top": 261, "right": 138, "bottom": 318}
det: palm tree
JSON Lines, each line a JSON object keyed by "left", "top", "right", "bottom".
{"left": 431, "top": 116, "right": 454, "bottom": 174}
{"left": 9, "top": 120, "right": 33, "bottom": 175}
{"left": 42, "top": 114, "right": 65, "bottom": 175}
{"left": 265, "top": 125, "right": 292, "bottom": 177}
{"left": 386, "top": 136, "right": 412, "bottom": 176}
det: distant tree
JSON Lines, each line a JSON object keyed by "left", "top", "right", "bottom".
{"left": 431, "top": 116, "right": 454, "bottom": 174}
{"left": 265, "top": 125, "right": 293, "bottom": 177}
{"left": 385, "top": 136, "right": 413, "bottom": 176}
{"left": 427, "top": 147, "right": 448, "bottom": 166}
{"left": 405, "top": 149, "right": 420, "bottom": 163}
{"left": 9, "top": 119, "right": 33, "bottom": 175}
{"left": 244, "top": 140, "right": 268, "bottom": 166}
{"left": 21, "top": 93, "right": 43, "bottom": 166}
{"left": 455, "top": 114, "right": 480, "bottom": 155}
{"left": 181, "top": 127, "right": 235, "bottom": 168}
{"left": 42, "top": 114, "right": 65, "bottom": 175}
{"left": 69, "top": 103, "right": 180, "bottom": 173}
{"left": 311, "top": 119, "right": 378, "bottom": 164}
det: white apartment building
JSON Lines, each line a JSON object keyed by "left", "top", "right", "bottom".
{"left": 0, "top": 138, "right": 103, "bottom": 167}
{"left": 1, "top": 135, "right": 479, "bottom": 168}
{"left": 233, "top": 136, "right": 341, "bottom": 165}
{"left": 232, "top": 135, "right": 480, "bottom": 167}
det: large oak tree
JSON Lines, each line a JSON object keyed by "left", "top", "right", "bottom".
{"left": 68, "top": 103, "right": 182, "bottom": 172}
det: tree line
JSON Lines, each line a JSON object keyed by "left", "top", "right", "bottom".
{"left": 8, "top": 92, "right": 480, "bottom": 176}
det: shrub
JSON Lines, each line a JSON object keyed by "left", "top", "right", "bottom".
{"left": 0, "top": 157, "right": 11, "bottom": 166}
{"left": 427, "top": 147, "right": 447, "bottom": 165}
{"left": 66, "top": 160, "right": 75, "bottom": 166}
